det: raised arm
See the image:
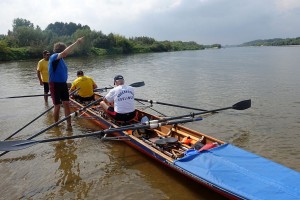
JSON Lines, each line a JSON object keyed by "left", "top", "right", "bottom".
{"left": 57, "top": 37, "right": 84, "bottom": 59}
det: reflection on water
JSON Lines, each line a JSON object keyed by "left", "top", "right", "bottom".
{"left": 0, "top": 154, "right": 36, "bottom": 163}
{"left": 53, "top": 131, "right": 82, "bottom": 198}
{"left": 45, "top": 124, "right": 94, "bottom": 199}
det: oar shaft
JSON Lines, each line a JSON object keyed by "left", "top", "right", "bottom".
{"left": 94, "top": 81, "right": 145, "bottom": 93}
{"left": 0, "top": 99, "right": 250, "bottom": 152}
{"left": 27, "top": 97, "right": 103, "bottom": 140}
{"left": 4, "top": 105, "right": 54, "bottom": 140}
{"left": 0, "top": 93, "right": 101, "bottom": 157}
{"left": 155, "top": 100, "right": 251, "bottom": 122}
{"left": 162, "top": 106, "right": 233, "bottom": 121}
{"left": 156, "top": 101, "right": 207, "bottom": 111}
{"left": 0, "top": 94, "right": 51, "bottom": 99}
{"left": 0, "top": 117, "right": 202, "bottom": 151}
{"left": 1, "top": 87, "right": 79, "bottom": 100}
{"left": 94, "top": 87, "right": 114, "bottom": 92}
{"left": 5, "top": 88, "right": 79, "bottom": 141}
{"left": 135, "top": 99, "right": 167, "bottom": 116}
{"left": 135, "top": 98, "right": 207, "bottom": 111}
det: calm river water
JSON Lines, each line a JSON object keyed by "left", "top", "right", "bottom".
{"left": 0, "top": 46, "right": 300, "bottom": 199}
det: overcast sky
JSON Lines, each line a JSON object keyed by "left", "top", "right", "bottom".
{"left": 1, "top": 0, "right": 299, "bottom": 45}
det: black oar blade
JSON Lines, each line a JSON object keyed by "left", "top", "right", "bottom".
{"left": 130, "top": 81, "right": 145, "bottom": 87}
{"left": 232, "top": 99, "right": 251, "bottom": 110}
{"left": 0, "top": 140, "right": 38, "bottom": 151}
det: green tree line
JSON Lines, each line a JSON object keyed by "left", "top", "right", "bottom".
{"left": 240, "top": 37, "right": 300, "bottom": 47}
{"left": 0, "top": 18, "right": 219, "bottom": 61}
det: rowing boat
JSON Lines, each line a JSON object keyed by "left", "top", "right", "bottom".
{"left": 68, "top": 95, "right": 300, "bottom": 199}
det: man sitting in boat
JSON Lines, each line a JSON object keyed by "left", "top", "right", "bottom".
{"left": 69, "top": 70, "right": 98, "bottom": 102}
{"left": 100, "top": 75, "right": 136, "bottom": 122}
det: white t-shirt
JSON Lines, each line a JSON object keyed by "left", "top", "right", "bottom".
{"left": 105, "top": 85, "right": 135, "bottom": 113}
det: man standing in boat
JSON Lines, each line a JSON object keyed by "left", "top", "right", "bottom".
{"left": 37, "top": 50, "right": 50, "bottom": 103}
{"left": 100, "top": 75, "right": 136, "bottom": 122}
{"left": 69, "top": 70, "right": 98, "bottom": 102}
{"left": 48, "top": 37, "right": 84, "bottom": 128}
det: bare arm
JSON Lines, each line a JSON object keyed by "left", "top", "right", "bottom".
{"left": 69, "top": 83, "right": 76, "bottom": 93}
{"left": 37, "top": 70, "right": 43, "bottom": 85}
{"left": 103, "top": 97, "right": 109, "bottom": 104}
{"left": 57, "top": 37, "right": 84, "bottom": 60}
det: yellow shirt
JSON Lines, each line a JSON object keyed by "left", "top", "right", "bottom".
{"left": 71, "top": 76, "right": 96, "bottom": 97}
{"left": 37, "top": 59, "right": 49, "bottom": 83}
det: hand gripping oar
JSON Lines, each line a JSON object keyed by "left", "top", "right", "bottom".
{"left": 135, "top": 98, "right": 208, "bottom": 112}
{"left": 94, "top": 81, "right": 145, "bottom": 92}
{"left": 0, "top": 117, "right": 202, "bottom": 151}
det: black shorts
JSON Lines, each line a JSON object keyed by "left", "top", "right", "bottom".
{"left": 43, "top": 82, "right": 49, "bottom": 93}
{"left": 74, "top": 94, "right": 95, "bottom": 102}
{"left": 49, "top": 82, "right": 69, "bottom": 105}
{"left": 107, "top": 107, "right": 136, "bottom": 121}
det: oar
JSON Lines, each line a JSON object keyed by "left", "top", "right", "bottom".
{"left": 0, "top": 94, "right": 51, "bottom": 99}
{"left": 76, "top": 99, "right": 251, "bottom": 133}
{"left": 153, "top": 99, "right": 251, "bottom": 122}
{"left": 0, "top": 83, "right": 144, "bottom": 157}
{"left": 0, "top": 100, "right": 250, "bottom": 152}
{"left": 0, "top": 82, "right": 74, "bottom": 99}
{"left": 3, "top": 105, "right": 54, "bottom": 140}
{"left": 112, "top": 99, "right": 251, "bottom": 129}
{"left": 0, "top": 89, "right": 96, "bottom": 157}
{"left": 0, "top": 117, "right": 202, "bottom": 151}
{"left": 135, "top": 99, "right": 167, "bottom": 117}
{"left": 2, "top": 89, "right": 80, "bottom": 141}
{"left": 94, "top": 81, "right": 145, "bottom": 92}
{"left": 129, "top": 81, "right": 145, "bottom": 87}
{"left": 135, "top": 98, "right": 208, "bottom": 112}
{"left": 94, "top": 87, "right": 113, "bottom": 93}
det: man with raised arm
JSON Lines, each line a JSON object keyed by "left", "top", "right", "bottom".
{"left": 48, "top": 37, "right": 84, "bottom": 128}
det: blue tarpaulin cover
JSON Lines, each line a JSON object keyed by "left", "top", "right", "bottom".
{"left": 174, "top": 144, "right": 300, "bottom": 200}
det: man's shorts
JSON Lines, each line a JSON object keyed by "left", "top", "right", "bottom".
{"left": 107, "top": 107, "right": 136, "bottom": 121}
{"left": 43, "top": 82, "right": 49, "bottom": 93}
{"left": 49, "top": 82, "right": 69, "bottom": 105}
